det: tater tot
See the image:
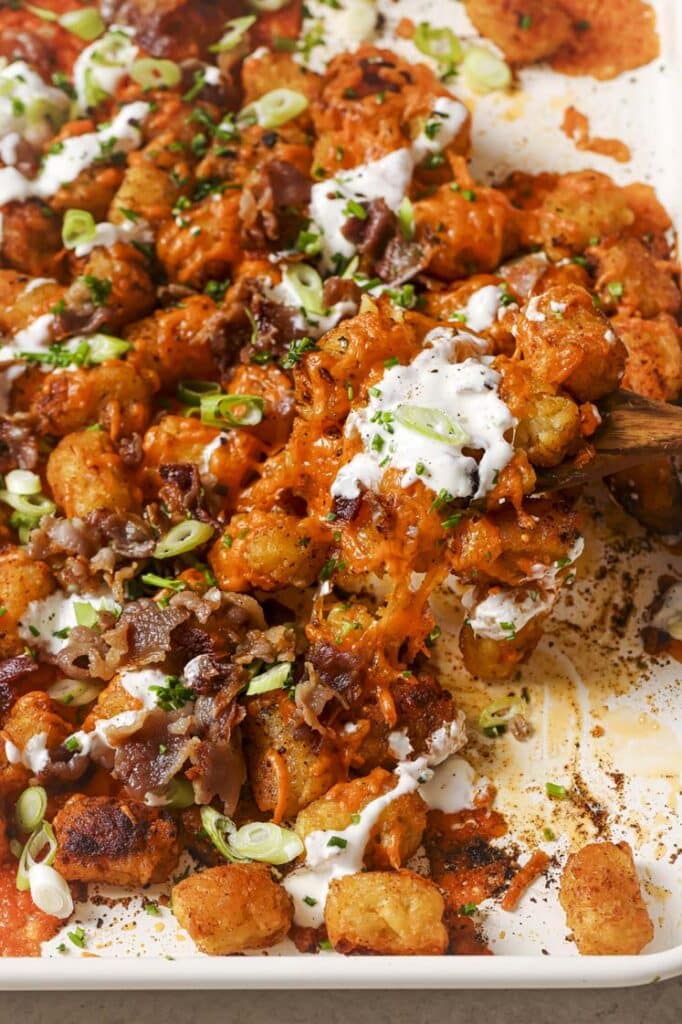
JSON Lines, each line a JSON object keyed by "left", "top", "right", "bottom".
{"left": 210, "top": 511, "right": 329, "bottom": 592}
{"left": 295, "top": 769, "right": 427, "bottom": 869}
{"left": 172, "top": 863, "right": 293, "bottom": 955}
{"left": 325, "top": 871, "right": 448, "bottom": 955}
{"left": 47, "top": 430, "right": 140, "bottom": 518}
{"left": 0, "top": 547, "right": 54, "bottom": 658}
{"left": 53, "top": 795, "right": 180, "bottom": 886}
{"left": 513, "top": 284, "right": 626, "bottom": 401}
{"left": 559, "top": 841, "right": 654, "bottom": 955}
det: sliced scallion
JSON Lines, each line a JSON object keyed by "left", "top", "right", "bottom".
{"left": 240, "top": 88, "right": 309, "bottom": 130}
{"left": 199, "top": 393, "right": 264, "bottom": 428}
{"left": 246, "top": 662, "right": 292, "bottom": 696}
{"left": 478, "top": 695, "right": 525, "bottom": 733}
{"left": 414, "top": 23, "right": 463, "bottom": 65}
{"left": 16, "top": 821, "right": 58, "bottom": 892}
{"left": 461, "top": 46, "right": 512, "bottom": 95}
{"left": 0, "top": 490, "right": 55, "bottom": 521}
{"left": 177, "top": 380, "right": 221, "bottom": 406}
{"left": 62, "top": 209, "right": 96, "bottom": 251}
{"left": 164, "top": 777, "right": 195, "bottom": 809}
{"left": 28, "top": 862, "right": 74, "bottom": 918}
{"left": 248, "top": 0, "right": 290, "bottom": 9}
{"left": 73, "top": 601, "right": 99, "bottom": 629}
{"left": 154, "top": 519, "right": 215, "bottom": 559}
{"left": 86, "top": 334, "right": 131, "bottom": 364}
{"left": 209, "top": 15, "right": 256, "bottom": 53}
{"left": 546, "top": 782, "right": 568, "bottom": 799}
{"left": 58, "top": 7, "right": 106, "bottom": 41}
{"left": 229, "top": 821, "right": 303, "bottom": 864}
{"left": 4, "top": 470, "right": 41, "bottom": 496}
{"left": 394, "top": 404, "right": 469, "bottom": 447}
{"left": 398, "top": 196, "right": 415, "bottom": 240}
{"left": 199, "top": 806, "right": 246, "bottom": 862}
{"left": 130, "top": 58, "right": 181, "bottom": 91}
{"left": 47, "top": 678, "right": 102, "bottom": 707}
{"left": 15, "top": 786, "right": 47, "bottom": 833}
{"left": 283, "top": 263, "right": 325, "bottom": 316}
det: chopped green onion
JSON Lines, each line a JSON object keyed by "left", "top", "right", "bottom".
{"left": 73, "top": 601, "right": 99, "bottom": 628}
{"left": 154, "top": 519, "right": 215, "bottom": 559}
{"left": 177, "top": 380, "right": 221, "bottom": 406}
{"left": 145, "top": 902, "right": 160, "bottom": 915}
{"left": 199, "top": 806, "right": 245, "bottom": 862}
{"left": 343, "top": 199, "right": 366, "bottom": 221}
{"left": 29, "top": 862, "right": 73, "bottom": 919}
{"left": 209, "top": 15, "right": 256, "bottom": 52}
{"left": 61, "top": 209, "right": 96, "bottom": 251}
{"left": 240, "top": 88, "right": 309, "bottom": 130}
{"left": 47, "top": 679, "right": 102, "bottom": 707}
{"left": 4, "top": 470, "right": 41, "bottom": 496}
{"left": 0, "top": 490, "right": 55, "bottom": 522}
{"left": 58, "top": 7, "right": 106, "bottom": 41}
{"left": 478, "top": 695, "right": 525, "bottom": 733}
{"left": 461, "top": 46, "right": 512, "bottom": 94}
{"left": 546, "top": 782, "right": 568, "bottom": 799}
{"left": 248, "top": 0, "right": 290, "bottom": 9}
{"left": 394, "top": 405, "right": 469, "bottom": 447}
{"left": 130, "top": 58, "right": 181, "bottom": 91}
{"left": 542, "top": 827, "right": 556, "bottom": 841}
{"left": 327, "top": 835, "right": 347, "bottom": 849}
{"left": 414, "top": 23, "right": 463, "bottom": 65}
{"left": 229, "top": 821, "right": 303, "bottom": 864}
{"left": 246, "top": 662, "right": 292, "bottom": 696}
{"left": 15, "top": 787, "right": 47, "bottom": 833}
{"left": 199, "top": 393, "right": 264, "bottom": 428}
{"left": 86, "top": 334, "right": 132, "bottom": 364}
{"left": 16, "top": 821, "right": 58, "bottom": 892}
{"left": 140, "top": 572, "right": 187, "bottom": 593}
{"left": 459, "top": 902, "right": 477, "bottom": 916}
{"left": 398, "top": 196, "right": 415, "bottom": 240}
{"left": 283, "top": 263, "right": 325, "bottom": 316}
{"left": 67, "top": 926, "right": 86, "bottom": 948}
{"left": 165, "top": 777, "right": 195, "bottom": 809}
{"left": 607, "top": 280, "right": 624, "bottom": 297}
{"left": 25, "top": 4, "right": 58, "bottom": 21}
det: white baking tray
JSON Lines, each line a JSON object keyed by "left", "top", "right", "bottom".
{"left": 2, "top": 0, "right": 680, "bottom": 989}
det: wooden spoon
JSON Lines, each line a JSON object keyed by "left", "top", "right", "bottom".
{"left": 534, "top": 389, "right": 682, "bottom": 493}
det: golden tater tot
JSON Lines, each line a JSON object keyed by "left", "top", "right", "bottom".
{"left": 559, "top": 841, "right": 654, "bottom": 955}
{"left": 325, "top": 871, "right": 448, "bottom": 955}
{"left": 172, "top": 863, "right": 293, "bottom": 955}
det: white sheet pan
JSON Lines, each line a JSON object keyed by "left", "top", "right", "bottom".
{"left": 1, "top": 0, "right": 680, "bottom": 989}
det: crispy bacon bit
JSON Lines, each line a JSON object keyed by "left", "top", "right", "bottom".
{"left": 307, "top": 642, "right": 364, "bottom": 706}
{"left": 159, "top": 462, "right": 201, "bottom": 514}
{"left": 117, "top": 433, "right": 144, "bottom": 468}
{"left": 294, "top": 662, "right": 347, "bottom": 734}
{"left": 0, "top": 418, "right": 39, "bottom": 472}
{"left": 234, "top": 625, "right": 297, "bottom": 666}
{"left": 375, "top": 236, "right": 432, "bottom": 285}
{"left": 342, "top": 198, "right": 396, "bottom": 260}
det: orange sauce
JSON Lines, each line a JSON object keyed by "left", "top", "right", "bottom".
{"left": 0, "top": 866, "right": 62, "bottom": 957}
{"left": 561, "top": 106, "right": 631, "bottom": 164}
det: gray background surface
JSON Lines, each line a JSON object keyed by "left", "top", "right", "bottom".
{"left": 5, "top": 978, "right": 682, "bottom": 1023}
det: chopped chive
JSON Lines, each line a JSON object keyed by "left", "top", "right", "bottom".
{"left": 546, "top": 782, "right": 568, "bottom": 799}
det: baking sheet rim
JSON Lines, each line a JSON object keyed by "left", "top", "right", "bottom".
{"left": 0, "top": 947, "right": 680, "bottom": 989}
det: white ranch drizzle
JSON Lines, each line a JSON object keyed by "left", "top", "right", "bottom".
{"left": 0, "top": 101, "right": 151, "bottom": 206}
{"left": 283, "top": 740, "right": 472, "bottom": 928}
{"left": 453, "top": 284, "right": 506, "bottom": 332}
{"left": 18, "top": 590, "right": 120, "bottom": 656}
{"left": 310, "top": 96, "right": 467, "bottom": 269}
{"left": 72, "top": 27, "right": 138, "bottom": 111}
{"left": 331, "top": 327, "right": 515, "bottom": 501}
{"left": 0, "top": 61, "right": 69, "bottom": 148}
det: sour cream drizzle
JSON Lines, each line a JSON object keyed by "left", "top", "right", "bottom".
{"left": 310, "top": 96, "right": 467, "bottom": 269}
{"left": 331, "top": 327, "right": 515, "bottom": 502}
{"left": 0, "top": 101, "right": 150, "bottom": 206}
{"left": 283, "top": 749, "right": 475, "bottom": 928}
